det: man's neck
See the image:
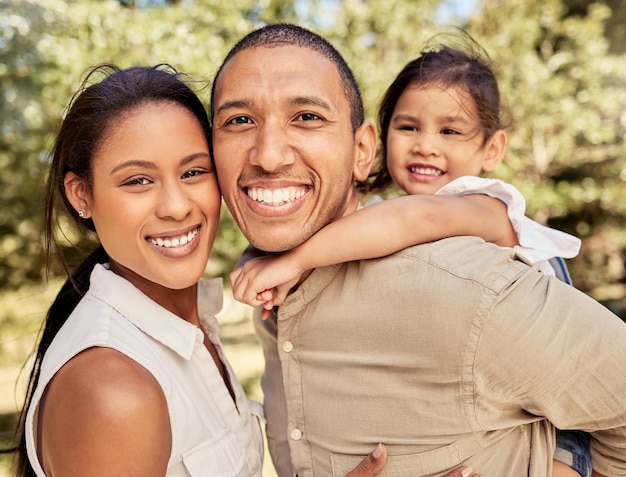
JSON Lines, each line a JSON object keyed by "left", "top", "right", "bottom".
{"left": 340, "top": 186, "right": 361, "bottom": 218}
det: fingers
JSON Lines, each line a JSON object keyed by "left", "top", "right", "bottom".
{"left": 344, "top": 443, "right": 387, "bottom": 477}
{"left": 257, "top": 289, "right": 275, "bottom": 303}
{"left": 261, "top": 307, "right": 273, "bottom": 320}
{"left": 340, "top": 444, "right": 480, "bottom": 477}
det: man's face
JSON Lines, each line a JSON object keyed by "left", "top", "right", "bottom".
{"left": 212, "top": 45, "right": 371, "bottom": 252}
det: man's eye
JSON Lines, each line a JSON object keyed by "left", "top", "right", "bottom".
{"left": 229, "top": 116, "right": 252, "bottom": 125}
{"left": 299, "top": 113, "right": 321, "bottom": 121}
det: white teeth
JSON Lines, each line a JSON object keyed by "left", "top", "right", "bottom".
{"left": 149, "top": 229, "right": 198, "bottom": 248}
{"left": 247, "top": 187, "right": 305, "bottom": 205}
{"left": 410, "top": 166, "right": 443, "bottom": 176}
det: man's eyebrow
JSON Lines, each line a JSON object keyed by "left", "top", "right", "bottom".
{"left": 215, "top": 99, "right": 252, "bottom": 115}
{"left": 290, "top": 96, "right": 332, "bottom": 111}
{"left": 216, "top": 96, "right": 332, "bottom": 114}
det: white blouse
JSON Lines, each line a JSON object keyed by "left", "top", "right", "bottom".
{"left": 25, "top": 264, "right": 264, "bottom": 476}
{"left": 436, "top": 176, "right": 581, "bottom": 275}
{"left": 365, "top": 176, "right": 581, "bottom": 276}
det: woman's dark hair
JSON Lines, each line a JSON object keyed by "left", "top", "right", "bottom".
{"left": 12, "top": 64, "right": 211, "bottom": 477}
{"left": 360, "top": 30, "right": 508, "bottom": 193}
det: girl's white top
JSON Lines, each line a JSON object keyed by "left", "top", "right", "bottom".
{"left": 436, "top": 176, "right": 581, "bottom": 275}
{"left": 366, "top": 176, "right": 581, "bottom": 276}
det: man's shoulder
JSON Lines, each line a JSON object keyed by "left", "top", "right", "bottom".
{"left": 381, "top": 237, "right": 532, "bottom": 292}
{"left": 400, "top": 235, "right": 514, "bottom": 259}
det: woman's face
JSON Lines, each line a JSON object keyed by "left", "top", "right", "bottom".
{"left": 72, "top": 102, "right": 220, "bottom": 294}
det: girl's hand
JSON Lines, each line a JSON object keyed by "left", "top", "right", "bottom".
{"left": 230, "top": 253, "right": 303, "bottom": 317}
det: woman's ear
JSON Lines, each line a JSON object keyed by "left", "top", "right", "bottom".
{"left": 482, "top": 129, "right": 507, "bottom": 173}
{"left": 63, "top": 172, "right": 92, "bottom": 218}
{"left": 353, "top": 121, "right": 377, "bottom": 182}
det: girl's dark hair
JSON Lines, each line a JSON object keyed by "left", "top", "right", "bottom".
{"left": 360, "top": 30, "right": 508, "bottom": 193}
{"left": 12, "top": 64, "right": 211, "bottom": 477}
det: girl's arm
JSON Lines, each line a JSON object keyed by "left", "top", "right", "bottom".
{"left": 230, "top": 194, "right": 516, "bottom": 311}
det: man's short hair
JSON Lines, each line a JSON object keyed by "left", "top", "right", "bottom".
{"left": 210, "top": 23, "right": 365, "bottom": 133}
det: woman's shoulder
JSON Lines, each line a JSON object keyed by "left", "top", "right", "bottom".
{"left": 45, "top": 347, "right": 167, "bottom": 428}
{"left": 38, "top": 347, "right": 171, "bottom": 475}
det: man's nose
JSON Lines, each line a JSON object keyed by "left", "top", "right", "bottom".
{"left": 249, "top": 122, "right": 295, "bottom": 172}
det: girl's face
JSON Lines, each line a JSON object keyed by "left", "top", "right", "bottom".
{"left": 65, "top": 102, "right": 220, "bottom": 296}
{"left": 386, "top": 83, "right": 505, "bottom": 195}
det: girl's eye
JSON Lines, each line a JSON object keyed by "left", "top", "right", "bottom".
{"left": 399, "top": 125, "right": 417, "bottom": 132}
{"left": 442, "top": 128, "right": 461, "bottom": 135}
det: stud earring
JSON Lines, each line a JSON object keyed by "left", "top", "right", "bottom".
{"left": 78, "top": 209, "right": 86, "bottom": 218}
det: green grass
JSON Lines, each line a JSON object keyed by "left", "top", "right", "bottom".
{"left": 0, "top": 280, "right": 61, "bottom": 476}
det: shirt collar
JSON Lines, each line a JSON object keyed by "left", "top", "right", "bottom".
{"left": 88, "top": 264, "right": 223, "bottom": 360}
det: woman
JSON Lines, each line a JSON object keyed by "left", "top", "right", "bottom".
{"left": 15, "top": 64, "right": 263, "bottom": 477}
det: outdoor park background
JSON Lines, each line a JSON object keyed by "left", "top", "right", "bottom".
{"left": 1, "top": 0, "right": 625, "bottom": 475}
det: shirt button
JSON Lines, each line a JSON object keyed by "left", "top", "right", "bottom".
{"left": 282, "top": 341, "right": 294, "bottom": 352}
{"left": 290, "top": 428, "right": 302, "bottom": 440}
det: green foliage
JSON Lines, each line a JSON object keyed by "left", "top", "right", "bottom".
{"left": 1, "top": 0, "right": 625, "bottom": 300}
{"left": 468, "top": 0, "right": 626, "bottom": 295}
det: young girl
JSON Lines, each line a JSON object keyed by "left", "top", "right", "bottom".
{"left": 230, "top": 35, "right": 594, "bottom": 477}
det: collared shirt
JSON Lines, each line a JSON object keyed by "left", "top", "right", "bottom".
{"left": 26, "top": 264, "right": 264, "bottom": 477}
{"left": 257, "top": 237, "right": 626, "bottom": 477}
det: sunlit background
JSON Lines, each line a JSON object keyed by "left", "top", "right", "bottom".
{"left": 1, "top": 1, "right": 625, "bottom": 475}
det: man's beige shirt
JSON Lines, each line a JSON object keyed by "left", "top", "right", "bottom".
{"left": 256, "top": 237, "right": 626, "bottom": 477}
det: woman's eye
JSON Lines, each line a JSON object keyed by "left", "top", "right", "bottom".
{"left": 123, "top": 177, "right": 151, "bottom": 186}
{"left": 182, "top": 169, "right": 209, "bottom": 179}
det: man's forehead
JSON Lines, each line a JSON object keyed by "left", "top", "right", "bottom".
{"left": 217, "top": 45, "right": 338, "bottom": 88}
{"left": 214, "top": 45, "right": 345, "bottom": 109}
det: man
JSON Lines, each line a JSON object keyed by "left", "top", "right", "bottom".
{"left": 211, "top": 24, "right": 626, "bottom": 477}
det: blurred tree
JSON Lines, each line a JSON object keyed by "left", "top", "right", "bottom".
{"left": 468, "top": 0, "right": 626, "bottom": 297}
{"left": 1, "top": 0, "right": 624, "bottom": 305}
{"left": 0, "top": 0, "right": 54, "bottom": 287}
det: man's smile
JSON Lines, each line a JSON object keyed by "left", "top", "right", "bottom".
{"left": 246, "top": 186, "right": 309, "bottom": 206}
